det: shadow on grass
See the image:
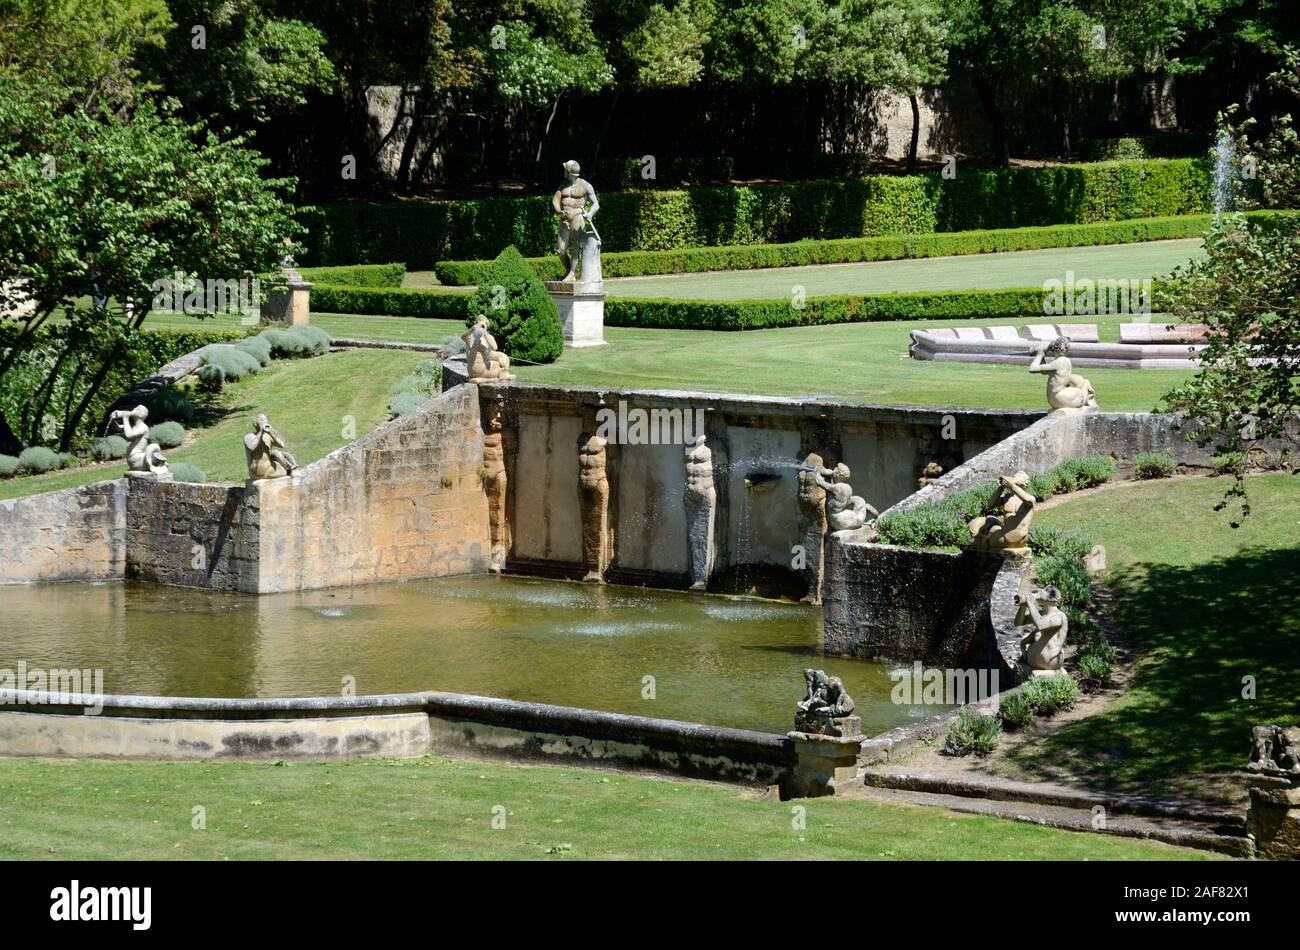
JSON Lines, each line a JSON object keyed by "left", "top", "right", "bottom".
{"left": 1003, "top": 545, "right": 1300, "bottom": 795}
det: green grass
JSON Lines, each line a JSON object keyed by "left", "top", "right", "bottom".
{"left": 138, "top": 312, "right": 1192, "bottom": 412}
{"left": 510, "top": 317, "right": 1191, "bottom": 410}
{"left": 0, "top": 754, "right": 1210, "bottom": 860}
{"left": 1003, "top": 473, "right": 1300, "bottom": 798}
{"left": 440, "top": 239, "right": 1201, "bottom": 300}
{"left": 0, "top": 349, "right": 427, "bottom": 499}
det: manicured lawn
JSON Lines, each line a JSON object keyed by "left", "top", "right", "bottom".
{"left": 511, "top": 318, "right": 1191, "bottom": 410}
{"left": 1003, "top": 473, "right": 1300, "bottom": 798}
{"left": 179, "top": 314, "right": 1190, "bottom": 412}
{"left": 412, "top": 238, "right": 1204, "bottom": 298}
{"left": 0, "top": 754, "right": 1209, "bottom": 860}
{"left": 0, "top": 348, "right": 427, "bottom": 499}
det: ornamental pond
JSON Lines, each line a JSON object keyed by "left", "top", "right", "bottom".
{"left": 0, "top": 575, "right": 952, "bottom": 735}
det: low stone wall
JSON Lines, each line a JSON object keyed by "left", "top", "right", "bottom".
{"left": 125, "top": 476, "right": 261, "bottom": 591}
{"left": 823, "top": 541, "right": 1009, "bottom": 668}
{"left": 256, "top": 384, "right": 490, "bottom": 590}
{"left": 0, "top": 689, "right": 794, "bottom": 785}
{"left": 4, "top": 387, "right": 491, "bottom": 591}
{"left": 824, "top": 409, "right": 1215, "bottom": 664}
{"left": 0, "top": 480, "right": 127, "bottom": 584}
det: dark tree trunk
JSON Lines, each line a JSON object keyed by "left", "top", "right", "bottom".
{"left": 974, "top": 76, "right": 1011, "bottom": 167}
{"left": 907, "top": 92, "right": 922, "bottom": 173}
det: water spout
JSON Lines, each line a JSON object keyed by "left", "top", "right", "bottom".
{"left": 744, "top": 471, "right": 783, "bottom": 491}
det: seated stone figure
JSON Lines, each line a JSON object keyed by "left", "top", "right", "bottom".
{"left": 968, "top": 471, "right": 1036, "bottom": 555}
{"left": 1015, "top": 585, "right": 1069, "bottom": 674}
{"left": 1028, "top": 336, "right": 1098, "bottom": 412}
{"left": 812, "top": 462, "right": 877, "bottom": 532}
{"left": 244, "top": 414, "right": 298, "bottom": 480}
{"left": 462, "top": 314, "right": 513, "bottom": 381}
{"left": 109, "top": 405, "right": 169, "bottom": 475}
{"left": 795, "top": 668, "right": 861, "bottom": 737}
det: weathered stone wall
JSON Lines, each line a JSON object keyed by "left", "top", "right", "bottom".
{"left": 825, "top": 410, "right": 1229, "bottom": 663}
{"left": 125, "top": 476, "right": 261, "bottom": 591}
{"left": 0, "top": 480, "right": 126, "bottom": 584}
{"left": 823, "top": 541, "right": 1008, "bottom": 667}
{"left": 458, "top": 375, "right": 1039, "bottom": 586}
{"left": 256, "top": 385, "right": 490, "bottom": 590}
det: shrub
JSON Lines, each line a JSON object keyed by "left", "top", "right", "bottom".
{"left": 202, "top": 346, "right": 262, "bottom": 381}
{"left": 1026, "top": 473, "right": 1056, "bottom": 500}
{"left": 1075, "top": 653, "right": 1112, "bottom": 693}
{"left": 942, "top": 709, "right": 1002, "bottom": 757}
{"left": 1028, "top": 526, "right": 1094, "bottom": 560}
{"left": 1052, "top": 455, "right": 1115, "bottom": 490}
{"left": 149, "top": 420, "right": 186, "bottom": 448}
{"left": 197, "top": 364, "right": 225, "bottom": 392}
{"left": 997, "top": 691, "right": 1036, "bottom": 731}
{"left": 302, "top": 159, "right": 1216, "bottom": 268}
{"left": 388, "top": 391, "right": 427, "bottom": 418}
{"left": 1211, "top": 451, "right": 1245, "bottom": 475}
{"left": 141, "top": 388, "right": 199, "bottom": 425}
{"left": 16, "top": 446, "right": 62, "bottom": 473}
{"left": 1078, "top": 633, "right": 1118, "bottom": 665}
{"left": 168, "top": 461, "right": 206, "bottom": 483}
{"left": 90, "top": 435, "right": 128, "bottom": 460}
{"left": 1023, "top": 675, "right": 1081, "bottom": 715}
{"left": 0, "top": 454, "right": 17, "bottom": 476}
{"left": 1034, "top": 554, "right": 1093, "bottom": 607}
{"left": 466, "top": 246, "right": 563, "bottom": 364}
{"left": 236, "top": 335, "right": 273, "bottom": 366}
{"left": 310, "top": 284, "right": 470, "bottom": 320}
{"left": 434, "top": 213, "right": 1256, "bottom": 285}
{"left": 875, "top": 480, "right": 998, "bottom": 549}
{"left": 297, "top": 262, "right": 406, "bottom": 287}
{"left": 260, "top": 325, "right": 330, "bottom": 358}
{"left": 1132, "top": 451, "right": 1177, "bottom": 479}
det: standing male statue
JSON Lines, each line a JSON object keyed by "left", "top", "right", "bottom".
{"left": 552, "top": 160, "right": 601, "bottom": 283}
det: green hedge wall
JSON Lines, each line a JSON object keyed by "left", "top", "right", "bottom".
{"left": 301, "top": 159, "right": 1214, "bottom": 269}
{"left": 305, "top": 283, "right": 1095, "bottom": 330}
{"left": 435, "top": 213, "right": 1225, "bottom": 286}
{"left": 311, "top": 283, "right": 471, "bottom": 319}
{"left": 298, "top": 262, "right": 406, "bottom": 287}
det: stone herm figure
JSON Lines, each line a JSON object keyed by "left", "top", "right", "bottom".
{"left": 109, "top": 405, "right": 169, "bottom": 475}
{"left": 796, "top": 451, "right": 828, "bottom": 604}
{"left": 578, "top": 432, "right": 612, "bottom": 583}
{"left": 1029, "top": 336, "right": 1098, "bottom": 412}
{"left": 245, "top": 414, "right": 298, "bottom": 480}
{"left": 552, "top": 160, "right": 601, "bottom": 283}
{"left": 482, "top": 396, "right": 511, "bottom": 573}
{"left": 968, "top": 471, "right": 1036, "bottom": 555}
{"left": 683, "top": 433, "right": 717, "bottom": 591}
{"left": 463, "top": 314, "right": 513, "bottom": 381}
{"left": 1015, "top": 585, "right": 1069, "bottom": 674}
{"left": 812, "top": 462, "right": 876, "bottom": 532}
{"left": 794, "top": 669, "right": 861, "bottom": 737}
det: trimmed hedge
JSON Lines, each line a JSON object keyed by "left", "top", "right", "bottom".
{"left": 301, "top": 159, "right": 1214, "bottom": 268}
{"left": 466, "top": 246, "right": 563, "bottom": 364}
{"left": 149, "top": 420, "right": 186, "bottom": 448}
{"left": 299, "top": 262, "right": 406, "bottom": 287}
{"left": 435, "top": 213, "right": 1230, "bottom": 286}
{"left": 312, "top": 283, "right": 470, "bottom": 319}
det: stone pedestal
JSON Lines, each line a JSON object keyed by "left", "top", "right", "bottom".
{"left": 786, "top": 728, "right": 864, "bottom": 798}
{"left": 1247, "top": 778, "right": 1300, "bottom": 859}
{"left": 261, "top": 265, "right": 312, "bottom": 326}
{"left": 545, "top": 280, "right": 605, "bottom": 347}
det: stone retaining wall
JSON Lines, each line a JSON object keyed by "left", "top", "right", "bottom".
{"left": 0, "top": 480, "right": 127, "bottom": 584}
{"left": 823, "top": 409, "right": 1224, "bottom": 664}
{"left": 2, "top": 387, "right": 490, "bottom": 591}
{"left": 0, "top": 689, "right": 794, "bottom": 785}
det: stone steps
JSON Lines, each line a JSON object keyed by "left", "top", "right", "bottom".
{"left": 860, "top": 786, "right": 1251, "bottom": 857}
{"left": 859, "top": 769, "right": 1251, "bottom": 856}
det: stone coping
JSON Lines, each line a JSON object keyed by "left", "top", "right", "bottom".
{"left": 440, "top": 366, "right": 1045, "bottom": 426}
{"left": 0, "top": 688, "right": 792, "bottom": 757}
{"left": 910, "top": 329, "right": 1210, "bottom": 369}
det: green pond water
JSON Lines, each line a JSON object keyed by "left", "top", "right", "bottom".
{"left": 0, "top": 575, "right": 945, "bottom": 735}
